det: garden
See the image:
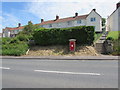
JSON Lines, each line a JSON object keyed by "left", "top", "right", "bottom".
{"left": 2, "top": 23, "right": 96, "bottom": 56}
{"left": 107, "top": 31, "right": 120, "bottom": 55}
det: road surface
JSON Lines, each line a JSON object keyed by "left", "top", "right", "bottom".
{"left": 1, "top": 59, "right": 118, "bottom": 88}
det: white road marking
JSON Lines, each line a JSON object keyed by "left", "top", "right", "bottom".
{"left": 34, "top": 70, "right": 101, "bottom": 76}
{"left": 0, "top": 67, "right": 10, "bottom": 70}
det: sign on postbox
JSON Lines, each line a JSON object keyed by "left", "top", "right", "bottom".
{"left": 69, "top": 39, "right": 76, "bottom": 51}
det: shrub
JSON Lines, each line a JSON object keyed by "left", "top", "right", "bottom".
{"left": 2, "top": 37, "right": 29, "bottom": 56}
{"left": 107, "top": 37, "right": 114, "bottom": 41}
{"left": 2, "top": 37, "right": 11, "bottom": 44}
{"left": 16, "top": 34, "right": 29, "bottom": 42}
{"left": 112, "top": 39, "right": 120, "bottom": 55}
{"left": 33, "top": 26, "right": 95, "bottom": 46}
{"left": 2, "top": 42, "right": 29, "bottom": 56}
{"left": 10, "top": 37, "right": 20, "bottom": 44}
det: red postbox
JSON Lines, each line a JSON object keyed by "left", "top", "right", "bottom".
{"left": 69, "top": 39, "right": 76, "bottom": 51}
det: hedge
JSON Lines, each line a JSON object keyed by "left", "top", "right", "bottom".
{"left": 33, "top": 26, "right": 95, "bottom": 46}
{"left": 2, "top": 42, "right": 29, "bottom": 56}
{"left": 2, "top": 37, "right": 29, "bottom": 56}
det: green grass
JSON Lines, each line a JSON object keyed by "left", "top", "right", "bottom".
{"left": 106, "top": 31, "right": 120, "bottom": 55}
{"left": 94, "top": 33, "right": 102, "bottom": 42}
{"left": 107, "top": 31, "right": 120, "bottom": 40}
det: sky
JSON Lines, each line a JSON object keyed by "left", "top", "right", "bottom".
{"left": 0, "top": 0, "right": 119, "bottom": 33}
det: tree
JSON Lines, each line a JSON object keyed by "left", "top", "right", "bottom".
{"left": 23, "top": 21, "right": 39, "bottom": 34}
{"left": 102, "top": 18, "right": 106, "bottom": 27}
{"left": 18, "top": 21, "right": 40, "bottom": 40}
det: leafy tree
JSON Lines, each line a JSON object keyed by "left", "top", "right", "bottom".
{"left": 23, "top": 21, "right": 39, "bottom": 34}
{"left": 102, "top": 18, "right": 106, "bottom": 27}
{"left": 18, "top": 21, "right": 40, "bottom": 40}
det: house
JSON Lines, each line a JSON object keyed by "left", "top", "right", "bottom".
{"left": 2, "top": 23, "right": 24, "bottom": 37}
{"left": 107, "top": 2, "right": 120, "bottom": 31}
{"left": 2, "top": 9, "right": 102, "bottom": 37}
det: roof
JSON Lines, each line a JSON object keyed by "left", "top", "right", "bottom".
{"left": 3, "top": 14, "right": 88, "bottom": 31}
{"left": 38, "top": 14, "right": 89, "bottom": 25}
{"left": 108, "top": 2, "right": 120, "bottom": 19}
{"left": 3, "top": 26, "right": 24, "bottom": 31}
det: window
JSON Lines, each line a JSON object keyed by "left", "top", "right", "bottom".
{"left": 90, "top": 17, "right": 96, "bottom": 22}
{"left": 67, "top": 21, "right": 71, "bottom": 25}
{"left": 57, "top": 23, "right": 60, "bottom": 27}
{"left": 49, "top": 24, "right": 52, "bottom": 27}
{"left": 40, "top": 25, "right": 43, "bottom": 27}
{"left": 77, "top": 20, "right": 82, "bottom": 24}
{"left": 17, "top": 30, "right": 19, "bottom": 32}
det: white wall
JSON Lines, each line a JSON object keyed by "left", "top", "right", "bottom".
{"left": 86, "top": 10, "right": 102, "bottom": 32}
{"left": 41, "top": 19, "right": 86, "bottom": 29}
{"left": 3, "top": 30, "right": 10, "bottom": 37}
{"left": 107, "top": 8, "right": 119, "bottom": 31}
{"left": 42, "top": 10, "right": 102, "bottom": 32}
{"left": 118, "top": 7, "right": 120, "bottom": 31}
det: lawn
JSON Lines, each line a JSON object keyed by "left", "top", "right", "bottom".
{"left": 107, "top": 31, "right": 120, "bottom": 40}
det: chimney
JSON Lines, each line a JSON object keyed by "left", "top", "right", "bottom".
{"left": 18, "top": 23, "right": 21, "bottom": 27}
{"left": 55, "top": 15, "right": 59, "bottom": 20}
{"left": 117, "top": 2, "right": 120, "bottom": 9}
{"left": 93, "top": 9, "right": 96, "bottom": 11}
{"left": 41, "top": 19, "right": 44, "bottom": 23}
{"left": 75, "top": 12, "right": 78, "bottom": 17}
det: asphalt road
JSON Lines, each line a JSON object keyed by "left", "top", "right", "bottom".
{"left": 1, "top": 59, "right": 118, "bottom": 88}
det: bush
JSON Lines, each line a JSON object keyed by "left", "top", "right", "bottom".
{"left": 2, "top": 42, "right": 29, "bottom": 56}
{"left": 16, "top": 34, "right": 29, "bottom": 42}
{"left": 33, "top": 26, "right": 95, "bottom": 46}
{"left": 10, "top": 37, "right": 20, "bottom": 44}
{"left": 2, "top": 37, "right": 29, "bottom": 56}
{"left": 112, "top": 39, "right": 120, "bottom": 55}
{"left": 2, "top": 37, "right": 11, "bottom": 44}
{"left": 107, "top": 37, "right": 114, "bottom": 41}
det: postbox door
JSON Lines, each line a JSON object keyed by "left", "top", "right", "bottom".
{"left": 70, "top": 41, "right": 75, "bottom": 51}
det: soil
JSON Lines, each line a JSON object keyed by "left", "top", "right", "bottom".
{"left": 25, "top": 45, "right": 101, "bottom": 56}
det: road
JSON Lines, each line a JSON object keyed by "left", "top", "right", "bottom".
{"left": 1, "top": 59, "right": 118, "bottom": 88}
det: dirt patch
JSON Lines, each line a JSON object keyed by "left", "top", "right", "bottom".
{"left": 25, "top": 45, "right": 100, "bottom": 56}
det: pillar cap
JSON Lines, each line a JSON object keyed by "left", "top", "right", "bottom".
{"left": 69, "top": 39, "right": 76, "bottom": 41}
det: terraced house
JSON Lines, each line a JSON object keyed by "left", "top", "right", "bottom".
{"left": 107, "top": 2, "right": 120, "bottom": 31}
{"left": 2, "top": 9, "right": 102, "bottom": 37}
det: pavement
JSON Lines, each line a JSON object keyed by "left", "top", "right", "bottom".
{"left": 1, "top": 55, "right": 119, "bottom": 60}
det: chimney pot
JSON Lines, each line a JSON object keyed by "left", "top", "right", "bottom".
{"left": 18, "top": 23, "right": 21, "bottom": 27}
{"left": 41, "top": 19, "right": 44, "bottom": 23}
{"left": 75, "top": 12, "right": 78, "bottom": 17}
{"left": 93, "top": 9, "right": 96, "bottom": 11}
{"left": 55, "top": 15, "right": 59, "bottom": 20}
{"left": 117, "top": 2, "right": 120, "bottom": 9}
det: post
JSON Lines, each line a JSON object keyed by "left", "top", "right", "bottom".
{"left": 69, "top": 39, "right": 76, "bottom": 52}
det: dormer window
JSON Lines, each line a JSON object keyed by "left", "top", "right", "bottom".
{"left": 77, "top": 20, "right": 82, "bottom": 24}
{"left": 90, "top": 17, "right": 96, "bottom": 22}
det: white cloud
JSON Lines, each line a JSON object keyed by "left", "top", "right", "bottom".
{"left": 26, "top": 2, "right": 93, "bottom": 20}
{"left": 26, "top": 1, "right": 119, "bottom": 22}
{"left": 2, "top": 13, "right": 21, "bottom": 29}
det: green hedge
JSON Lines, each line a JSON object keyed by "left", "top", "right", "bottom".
{"left": 33, "top": 26, "right": 95, "bottom": 46}
{"left": 2, "top": 37, "right": 29, "bottom": 56}
{"left": 2, "top": 42, "right": 28, "bottom": 56}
